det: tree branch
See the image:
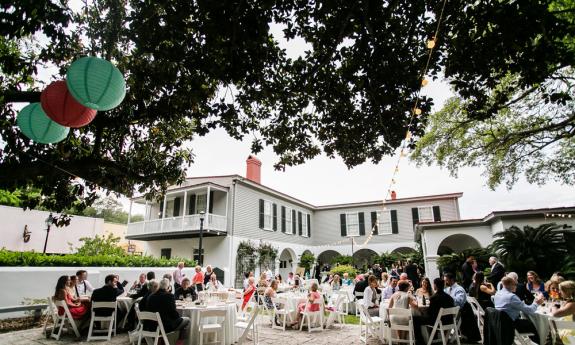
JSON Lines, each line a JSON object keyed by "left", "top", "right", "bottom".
{"left": 2, "top": 91, "right": 41, "bottom": 103}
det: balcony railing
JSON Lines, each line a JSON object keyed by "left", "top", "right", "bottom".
{"left": 127, "top": 213, "right": 227, "bottom": 237}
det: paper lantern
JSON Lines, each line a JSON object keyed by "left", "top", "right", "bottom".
{"left": 41, "top": 80, "right": 97, "bottom": 127}
{"left": 17, "top": 103, "right": 69, "bottom": 144}
{"left": 66, "top": 56, "right": 126, "bottom": 111}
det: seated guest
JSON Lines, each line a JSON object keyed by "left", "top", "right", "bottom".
{"left": 203, "top": 265, "right": 214, "bottom": 286}
{"left": 353, "top": 274, "right": 369, "bottom": 296}
{"left": 323, "top": 274, "right": 333, "bottom": 284}
{"left": 526, "top": 271, "right": 547, "bottom": 298}
{"left": 54, "top": 275, "right": 88, "bottom": 320}
{"left": 91, "top": 274, "right": 125, "bottom": 321}
{"left": 162, "top": 273, "right": 173, "bottom": 293}
{"left": 443, "top": 272, "right": 466, "bottom": 308}
{"left": 132, "top": 271, "right": 155, "bottom": 299}
{"left": 382, "top": 276, "right": 399, "bottom": 300}
{"left": 551, "top": 280, "right": 575, "bottom": 318}
{"left": 174, "top": 278, "right": 197, "bottom": 301}
{"left": 292, "top": 282, "right": 322, "bottom": 326}
{"left": 362, "top": 275, "right": 381, "bottom": 317}
{"left": 264, "top": 280, "right": 278, "bottom": 310}
{"left": 287, "top": 272, "right": 295, "bottom": 286}
{"left": 146, "top": 279, "right": 190, "bottom": 334}
{"left": 131, "top": 273, "right": 147, "bottom": 294}
{"left": 342, "top": 272, "right": 353, "bottom": 286}
{"left": 388, "top": 280, "right": 418, "bottom": 330}
{"left": 506, "top": 272, "right": 531, "bottom": 303}
{"left": 75, "top": 270, "right": 94, "bottom": 296}
{"left": 469, "top": 272, "right": 495, "bottom": 310}
{"left": 192, "top": 265, "right": 204, "bottom": 292}
{"left": 495, "top": 276, "right": 544, "bottom": 342}
{"left": 379, "top": 272, "right": 389, "bottom": 289}
{"left": 205, "top": 273, "right": 224, "bottom": 291}
{"left": 413, "top": 278, "right": 455, "bottom": 345}
{"left": 275, "top": 274, "right": 283, "bottom": 284}
{"left": 331, "top": 274, "right": 342, "bottom": 291}
{"left": 546, "top": 275, "right": 566, "bottom": 300}
{"left": 415, "top": 277, "right": 432, "bottom": 299}
{"left": 257, "top": 273, "right": 268, "bottom": 295}
{"left": 242, "top": 272, "right": 251, "bottom": 290}
{"left": 67, "top": 275, "right": 80, "bottom": 302}
{"left": 139, "top": 280, "right": 159, "bottom": 312}
{"left": 293, "top": 274, "right": 302, "bottom": 288}
{"left": 242, "top": 277, "right": 256, "bottom": 309}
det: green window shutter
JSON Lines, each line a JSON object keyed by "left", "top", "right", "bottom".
{"left": 371, "top": 211, "right": 378, "bottom": 235}
{"left": 189, "top": 194, "right": 196, "bottom": 215}
{"left": 281, "top": 206, "right": 286, "bottom": 233}
{"left": 358, "top": 212, "right": 365, "bottom": 236}
{"left": 272, "top": 203, "right": 278, "bottom": 231}
{"left": 209, "top": 191, "right": 214, "bottom": 213}
{"left": 412, "top": 208, "right": 419, "bottom": 228}
{"left": 292, "top": 210, "right": 296, "bottom": 234}
{"left": 307, "top": 214, "right": 311, "bottom": 237}
{"left": 391, "top": 210, "right": 399, "bottom": 234}
{"left": 259, "top": 199, "right": 265, "bottom": 229}
{"left": 340, "top": 214, "right": 347, "bottom": 237}
{"left": 298, "top": 211, "right": 303, "bottom": 235}
{"left": 433, "top": 206, "right": 441, "bottom": 222}
{"left": 173, "top": 197, "right": 181, "bottom": 217}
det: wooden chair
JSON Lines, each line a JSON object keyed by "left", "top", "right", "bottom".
{"left": 87, "top": 301, "right": 117, "bottom": 341}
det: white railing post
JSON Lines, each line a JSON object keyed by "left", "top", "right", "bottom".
{"left": 182, "top": 190, "right": 187, "bottom": 232}
{"left": 160, "top": 195, "right": 167, "bottom": 232}
{"left": 206, "top": 186, "right": 211, "bottom": 228}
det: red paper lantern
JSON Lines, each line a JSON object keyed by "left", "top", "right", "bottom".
{"left": 41, "top": 80, "right": 97, "bottom": 128}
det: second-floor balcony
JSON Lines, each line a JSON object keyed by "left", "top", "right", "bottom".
{"left": 126, "top": 183, "right": 229, "bottom": 240}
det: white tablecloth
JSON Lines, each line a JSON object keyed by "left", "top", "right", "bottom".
{"left": 279, "top": 292, "right": 308, "bottom": 320}
{"left": 178, "top": 303, "right": 237, "bottom": 345}
{"left": 117, "top": 296, "right": 136, "bottom": 327}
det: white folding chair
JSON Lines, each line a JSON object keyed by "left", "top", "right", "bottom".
{"left": 136, "top": 311, "right": 171, "bottom": 345}
{"left": 425, "top": 306, "right": 461, "bottom": 345}
{"left": 198, "top": 309, "right": 227, "bottom": 345}
{"left": 552, "top": 320, "right": 575, "bottom": 345}
{"left": 467, "top": 297, "right": 485, "bottom": 342}
{"left": 129, "top": 302, "right": 143, "bottom": 345}
{"left": 236, "top": 305, "right": 259, "bottom": 345}
{"left": 51, "top": 299, "right": 81, "bottom": 340}
{"left": 87, "top": 301, "right": 117, "bottom": 341}
{"left": 355, "top": 291, "right": 365, "bottom": 316}
{"left": 43, "top": 296, "right": 60, "bottom": 336}
{"left": 299, "top": 297, "right": 324, "bottom": 333}
{"left": 271, "top": 297, "right": 292, "bottom": 331}
{"left": 357, "top": 303, "right": 383, "bottom": 344}
{"left": 387, "top": 307, "right": 415, "bottom": 345}
{"left": 514, "top": 330, "right": 535, "bottom": 345}
{"left": 326, "top": 294, "right": 347, "bottom": 329}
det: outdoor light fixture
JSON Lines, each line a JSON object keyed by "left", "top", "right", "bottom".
{"left": 43, "top": 213, "right": 54, "bottom": 254}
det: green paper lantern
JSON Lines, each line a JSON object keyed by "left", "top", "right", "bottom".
{"left": 66, "top": 56, "right": 126, "bottom": 111}
{"left": 17, "top": 103, "right": 69, "bottom": 144}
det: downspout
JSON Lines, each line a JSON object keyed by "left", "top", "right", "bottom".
{"left": 228, "top": 180, "right": 237, "bottom": 287}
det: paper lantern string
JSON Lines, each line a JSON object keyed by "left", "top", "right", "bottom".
{"left": 17, "top": 103, "right": 69, "bottom": 144}
{"left": 41, "top": 80, "right": 97, "bottom": 127}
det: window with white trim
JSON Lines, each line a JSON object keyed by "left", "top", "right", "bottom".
{"left": 377, "top": 210, "right": 392, "bottom": 234}
{"left": 263, "top": 200, "right": 273, "bottom": 230}
{"left": 285, "top": 207, "right": 293, "bottom": 234}
{"left": 196, "top": 193, "right": 207, "bottom": 214}
{"left": 418, "top": 206, "right": 434, "bottom": 222}
{"left": 302, "top": 212, "right": 309, "bottom": 237}
{"left": 346, "top": 213, "right": 359, "bottom": 237}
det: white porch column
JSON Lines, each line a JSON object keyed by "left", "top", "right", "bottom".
{"left": 128, "top": 200, "right": 133, "bottom": 223}
{"left": 206, "top": 186, "right": 211, "bottom": 228}
{"left": 160, "top": 195, "right": 167, "bottom": 232}
{"left": 182, "top": 190, "right": 188, "bottom": 231}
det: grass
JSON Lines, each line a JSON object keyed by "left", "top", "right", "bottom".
{"left": 343, "top": 315, "right": 360, "bottom": 325}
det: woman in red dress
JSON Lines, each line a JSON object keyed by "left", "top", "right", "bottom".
{"left": 54, "top": 275, "right": 88, "bottom": 319}
{"left": 242, "top": 277, "right": 256, "bottom": 310}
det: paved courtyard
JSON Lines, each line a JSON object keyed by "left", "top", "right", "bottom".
{"left": 0, "top": 323, "right": 381, "bottom": 345}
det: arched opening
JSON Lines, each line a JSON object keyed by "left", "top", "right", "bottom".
{"left": 353, "top": 248, "right": 378, "bottom": 269}
{"left": 317, "top": 250, "right": 341, "bottom": 266}
{"left": 436, "top": 234, "right": 482, "bottom": 255}
{"left": 278, "top": 248, "right": 296, "bottom": 281}
{"left": 392, "top": 247, "right": 417, "bottom": 254}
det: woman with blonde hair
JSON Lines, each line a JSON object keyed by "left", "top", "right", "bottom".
{"left": 552, "top": 280, "right": 575, "bottom": 343}
{"left": 546, "top": 275, "right": 566, "bottom": 300}
{"left": 380, "top": 272, "right": 389, "bottom": 288}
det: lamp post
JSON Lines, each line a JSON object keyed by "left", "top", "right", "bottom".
{"left": 43, "top": 213, "right": 54, "bottom": 254}
{"left": 198, "top": 211, "right": 205, "bottom": 266}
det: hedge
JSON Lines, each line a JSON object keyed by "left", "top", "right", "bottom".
{"left": 330, "top": 264, "right": 358, "bottom": 279}
{"left": 0, "top": 249, "right": 196, "bottom": 267}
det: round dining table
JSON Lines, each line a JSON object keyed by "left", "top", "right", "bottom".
{"left": 177, "top": 301, "right": 237, "bottom": 345}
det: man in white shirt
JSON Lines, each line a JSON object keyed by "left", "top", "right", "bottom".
{"left": 75, "top": 270, "right": 94, "bottom": 296}
{"left": 443, "top": 272, "right": 466, "bottom": 308}
{"left": 287, "top": 272, "right": 295, "bottom": 285}
{"left": 381, "top": 276, "right": 399, "bottom": 300}
{"left": 495, "top": 276, "right": 543, "bottom": 342}
{"left": 173, "top": 262, "right": 185, "bottom": 291}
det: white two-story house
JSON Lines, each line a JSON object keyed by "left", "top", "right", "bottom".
{"left": 126, "top": 156, "right": 463, "bottom": 286}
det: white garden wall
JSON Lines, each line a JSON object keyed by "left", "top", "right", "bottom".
{"left": 0, "top": 266, "right": 195, "bottom": 319}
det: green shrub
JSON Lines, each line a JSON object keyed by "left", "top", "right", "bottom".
{"left": 330, "top": 264, "right": 358, "bottom": 278}
{"left": 299, "top": 252, "right": 315, "bottom": 271}
{"left": 0, "top": 249, "right": 195, "bottom": 267}
{"left": 332, "top": 255, "right": 353, "bottom": 266}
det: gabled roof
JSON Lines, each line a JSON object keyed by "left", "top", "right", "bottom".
{"left": 315, "top": 193, "right": 463, "bottom": 210}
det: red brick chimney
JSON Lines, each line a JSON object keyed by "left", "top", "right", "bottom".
{"left": 391, "top": 190, "right": 397, "bottom": 200}
{"left": 246, "top": 155, "right": 262, "bottom": 184}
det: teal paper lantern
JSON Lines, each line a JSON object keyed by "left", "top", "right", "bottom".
{"left": 17, "top": 103, "right": 69, "bottom": 144}
{"left": 66, "top": 56, "right": 126, "bottom": 111}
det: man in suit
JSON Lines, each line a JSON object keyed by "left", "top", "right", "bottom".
{"left": 91, "top": 274, "right": 125, "bottom": 329}
{"left": 130, "top": 271, "right": 155, "bottom": 299}
{"left": 461, "top": 255, "right": 475, "bottom": 292}
{"left": 147, "top": 278, "right": 190, "bottom": 334}
{"left": 488, "top": 256, "right": 505, "bottom": 288}
{"left": 381, "top": 276, "right": 399, "bottom": 300}
{"left": 413, "top": 278, "right": 455, "bottom": 345}
{"left": 404, "top": 259, "right": 419, "bottom": 290}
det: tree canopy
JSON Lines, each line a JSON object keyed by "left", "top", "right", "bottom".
{"left": 1, "top": 0, "right": 574, "bottom": 211}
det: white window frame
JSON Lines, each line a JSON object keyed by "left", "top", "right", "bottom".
{"left": 196, "top": 193, "right": 207, "bottom": 214}
{"left": 417, "top": 206, "right": 434, "bottom": 222}
{"left": 263, "top": 200, "right": 273, "bottom": 231}
{"left": 285, "top": 207, "right": 293, "bottom": 235}
{"left": 377, "top": 210, "right": 393, "bottom": 234}
{"left": 301, "top": 212, "right": 309, "bottom": 237}
{"left": 346, "top": 212, "right": 360, "bottom": 237}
